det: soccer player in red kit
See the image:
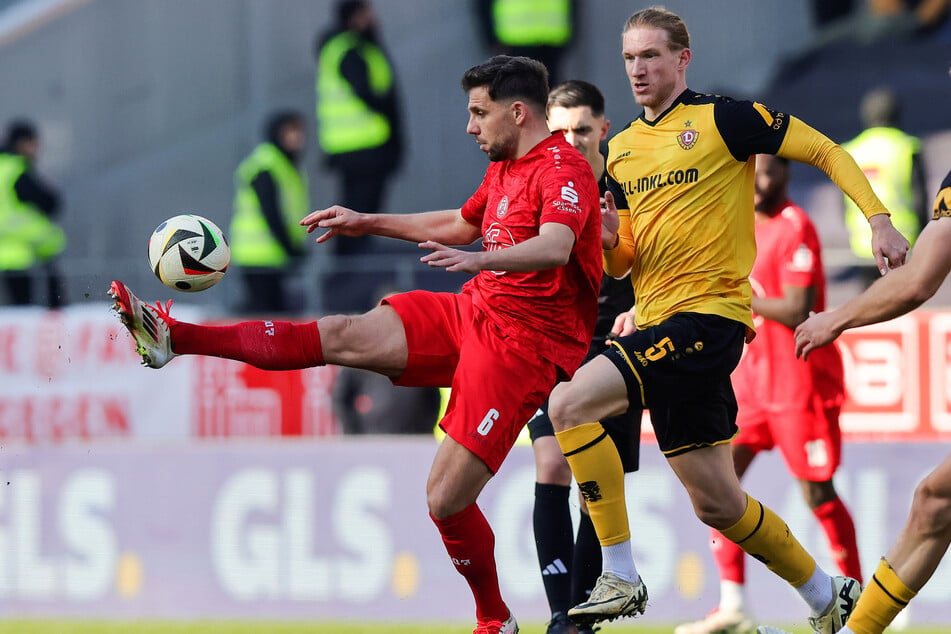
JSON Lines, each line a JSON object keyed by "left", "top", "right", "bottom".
{"left": 676, "top": 154, "right": 862, "bottom": 634}
{"left": 109, "top": 55, "right": 603, "bottom": 634}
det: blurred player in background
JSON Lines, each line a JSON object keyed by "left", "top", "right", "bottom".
{"left": 675, "top": 155, "right": 862, "bottom": 634}
{"left": 545, "top": 6, "right": 909, "bottom": 634}
{"left": 230, "top": 110, "right": 309, "bottom": 315}
{"left": 529, "top": 79, "right": 640, "bottom": 634}
{"left": 110, "top": 55, "right": 603, "bottom": 634}
{"left": 790, "top": 173, "right": 951, "bottom": 634}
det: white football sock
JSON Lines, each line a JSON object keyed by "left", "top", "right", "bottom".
{"left": 600, "top": 540, "right": 639, "bottom": 582}
{"left": 796, "top": 565, "right": 835, "bottom": 615}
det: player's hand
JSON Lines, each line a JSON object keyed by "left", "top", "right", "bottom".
{"left": 601, "top": 190, "right": 620, "bottom": 249}
{"left": 300, "top": 205, "right": 366, "bottom": 243}
{"left": 869, "top": 214, "right": 910, "bottom": 275}
{"left": 609, "top": 310, "right": 637, "bottom": 340}
{"left": 794, "top": 310, "right": 840, "bottom": 360}
{"left": 419, "top": 241, "right": 483, "bottom": 273}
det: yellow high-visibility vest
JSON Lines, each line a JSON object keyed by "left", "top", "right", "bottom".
{"left": 0, "top": 153, "right": 65, "bottom": 270}
{"left": 316, "top": 31, "right": 393, "bottom": 155}
{"left": 230, "top": 143, "right": 309, "bottom": 267}
{"left": 843, "top": 127, "right": 921, "bottom": 259}
{"left": 492, "top": 0, "right": 572, "bottom": 46}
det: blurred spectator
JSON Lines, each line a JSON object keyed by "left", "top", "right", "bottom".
{"left": 0, "top": 119, "right": 65, "bottom": 308}
{"left": 475, "top": 0, "right": 576, "bottom": 84}
{"left": 841, "top": 86, "right": 927, "bottom": 285}
{"left": 332, "top": 366, "right": 442, "bottom": 434}
{"left": 810, "top": 0, "right": 950, "bottom": 45}
{"left": 230, "top": 110, "right": 309, "bottom": 315}
{"left": 314, "top": 0, "right": 403, "bottom": 239}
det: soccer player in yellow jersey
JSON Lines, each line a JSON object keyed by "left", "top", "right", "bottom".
{"left": 546, "top": 7, "right": 910, "bottom": 634}
{"left": 789, "top": 174, "right": 951, "bottom": 634}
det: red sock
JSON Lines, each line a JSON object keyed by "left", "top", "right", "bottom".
{"left": 431, "top": 504, "right": 508, "bottom": 623}
{"left": 711, "top": 528, "right": 746, "bottom": 584}
{"left": 171, "top": 320, "right": 323, "bottom": 370}
{"left": 814, "top": 498, "right": 863, "bottom": 582}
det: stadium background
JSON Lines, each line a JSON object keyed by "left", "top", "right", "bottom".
{"left": 1, "top": 0, "right": 950, "bottom": 630}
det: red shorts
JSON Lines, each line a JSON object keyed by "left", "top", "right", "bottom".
{"left": 734, "top": 394, "right": 842, "bottom": 481}
{"left": 384, "top": 290, "right": 559, "bottom": 473}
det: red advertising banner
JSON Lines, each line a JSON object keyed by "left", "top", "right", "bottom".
{"left": 3, "top": 306, "right": 951, "bottom": 443}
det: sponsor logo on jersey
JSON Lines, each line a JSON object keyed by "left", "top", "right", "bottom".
{"left": 622, "top": 168, "right": 700, "bottom": 195}
{"left": 484, "top": 222, "right": 516, "bottom": 276}
{"left": 552, "top": 180, "right": 583, "bottom": 214}
{"left": 496, "top": 195, "right": 509, "bottom": 218}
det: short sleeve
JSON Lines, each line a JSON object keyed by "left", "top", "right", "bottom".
{"left": 461, "top": 171, "right": 490, "bottom": 226}
{"left": 779, "top": 220, "right": 821, "bottom": 288}
{"left": 538, "top": 160, "right": 595, "bottom": 237}
{"left": 933, "top": 170, "right": 951, "bottom": 220}
{"left": 605, "top": 172, "right": 628, "bottom": 210}
{"left": 714, "top": 99, "right": 790, "bottom": 162}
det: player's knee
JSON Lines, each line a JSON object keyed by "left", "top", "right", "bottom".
{"left": 690, "top": 489, "right": 747, "bottom": 530}
{"left": 909, "top": 472, "right": 951, "bottom": 538}
{"left": 534, "top": 446, "right": 572, "bottom": 485}
{"left": 547, "top": 383, "right": 582, "bottom": 431}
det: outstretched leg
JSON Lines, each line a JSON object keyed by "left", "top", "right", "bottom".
{"left": 110, "top": 280, "right": 408, "bottom": 374}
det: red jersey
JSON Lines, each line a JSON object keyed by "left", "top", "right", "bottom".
{"left": 733, "top": 201, "right": 844, "bottom": 410}
{"left": 460, "top": 132, "right": 602, "bottom": 373}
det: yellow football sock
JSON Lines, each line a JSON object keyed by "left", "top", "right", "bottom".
{"left": 720, "top": 494, "right": 817, "bottom": 587}
{"left": 555, "top": 422, "right": 629, "bottom": 545}
{"left": 847, "top": 558, "right": 916, "bottom": 634}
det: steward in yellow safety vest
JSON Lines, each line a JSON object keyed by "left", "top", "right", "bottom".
{"left": 230, "top": 111, "right": 309, "bottom": 314}
{"left": 842, "top": 88, "right": 927, "bottom": 263}
{"left": 314, "top": 0, "right": 402, "bottom": 217}
{"left": 0, "top": 120, "right": 65, "bottom": 307}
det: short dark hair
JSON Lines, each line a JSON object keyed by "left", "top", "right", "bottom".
{"left": 5, "top": 119, "right": 37, "bottom": 147}
{"left": 547, "top": 80, "right": 605, "bottom": 117}
{"left": 461, "top": 55, "right": 549, "bottom": 113}
{"left": 264, "top": 110, "right": 304, "bottom": 143}
{"left": 336, "top": 0, "right": 367, "bottom": 29}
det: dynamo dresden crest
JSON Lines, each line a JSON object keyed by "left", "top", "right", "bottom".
{"left": 677, "top": 128, "right": 699, "bottom": 150}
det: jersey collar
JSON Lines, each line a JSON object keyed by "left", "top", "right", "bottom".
{"left": 638, "top": 88, "right": 698, "bottom": 127}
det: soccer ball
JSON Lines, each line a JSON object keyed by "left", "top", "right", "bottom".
{"left": 148, "top": 214, "right": 230, "bottom": 292}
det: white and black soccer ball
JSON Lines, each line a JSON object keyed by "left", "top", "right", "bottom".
{"left": 147, "top": 214, "right": 230, "bottom": 292}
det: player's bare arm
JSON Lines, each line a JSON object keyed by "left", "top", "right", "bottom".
{"left": 301, "top": 206, "right": 480, "bottom": 246}
{"left": 795, "top": 217, "right": 951, "bottom": 359}
{"left": 420, "top": 221, "right": 576, "bottom": 274}
{"left": 752, "top": 283, "right": 816, "bottom": 329}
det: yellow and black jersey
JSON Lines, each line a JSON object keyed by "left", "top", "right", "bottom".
{"left": 605, "top": 88, "right": 889, "bottom": 331}
{"left": 934, "top": 170, "right": 951, "bottom": 219}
